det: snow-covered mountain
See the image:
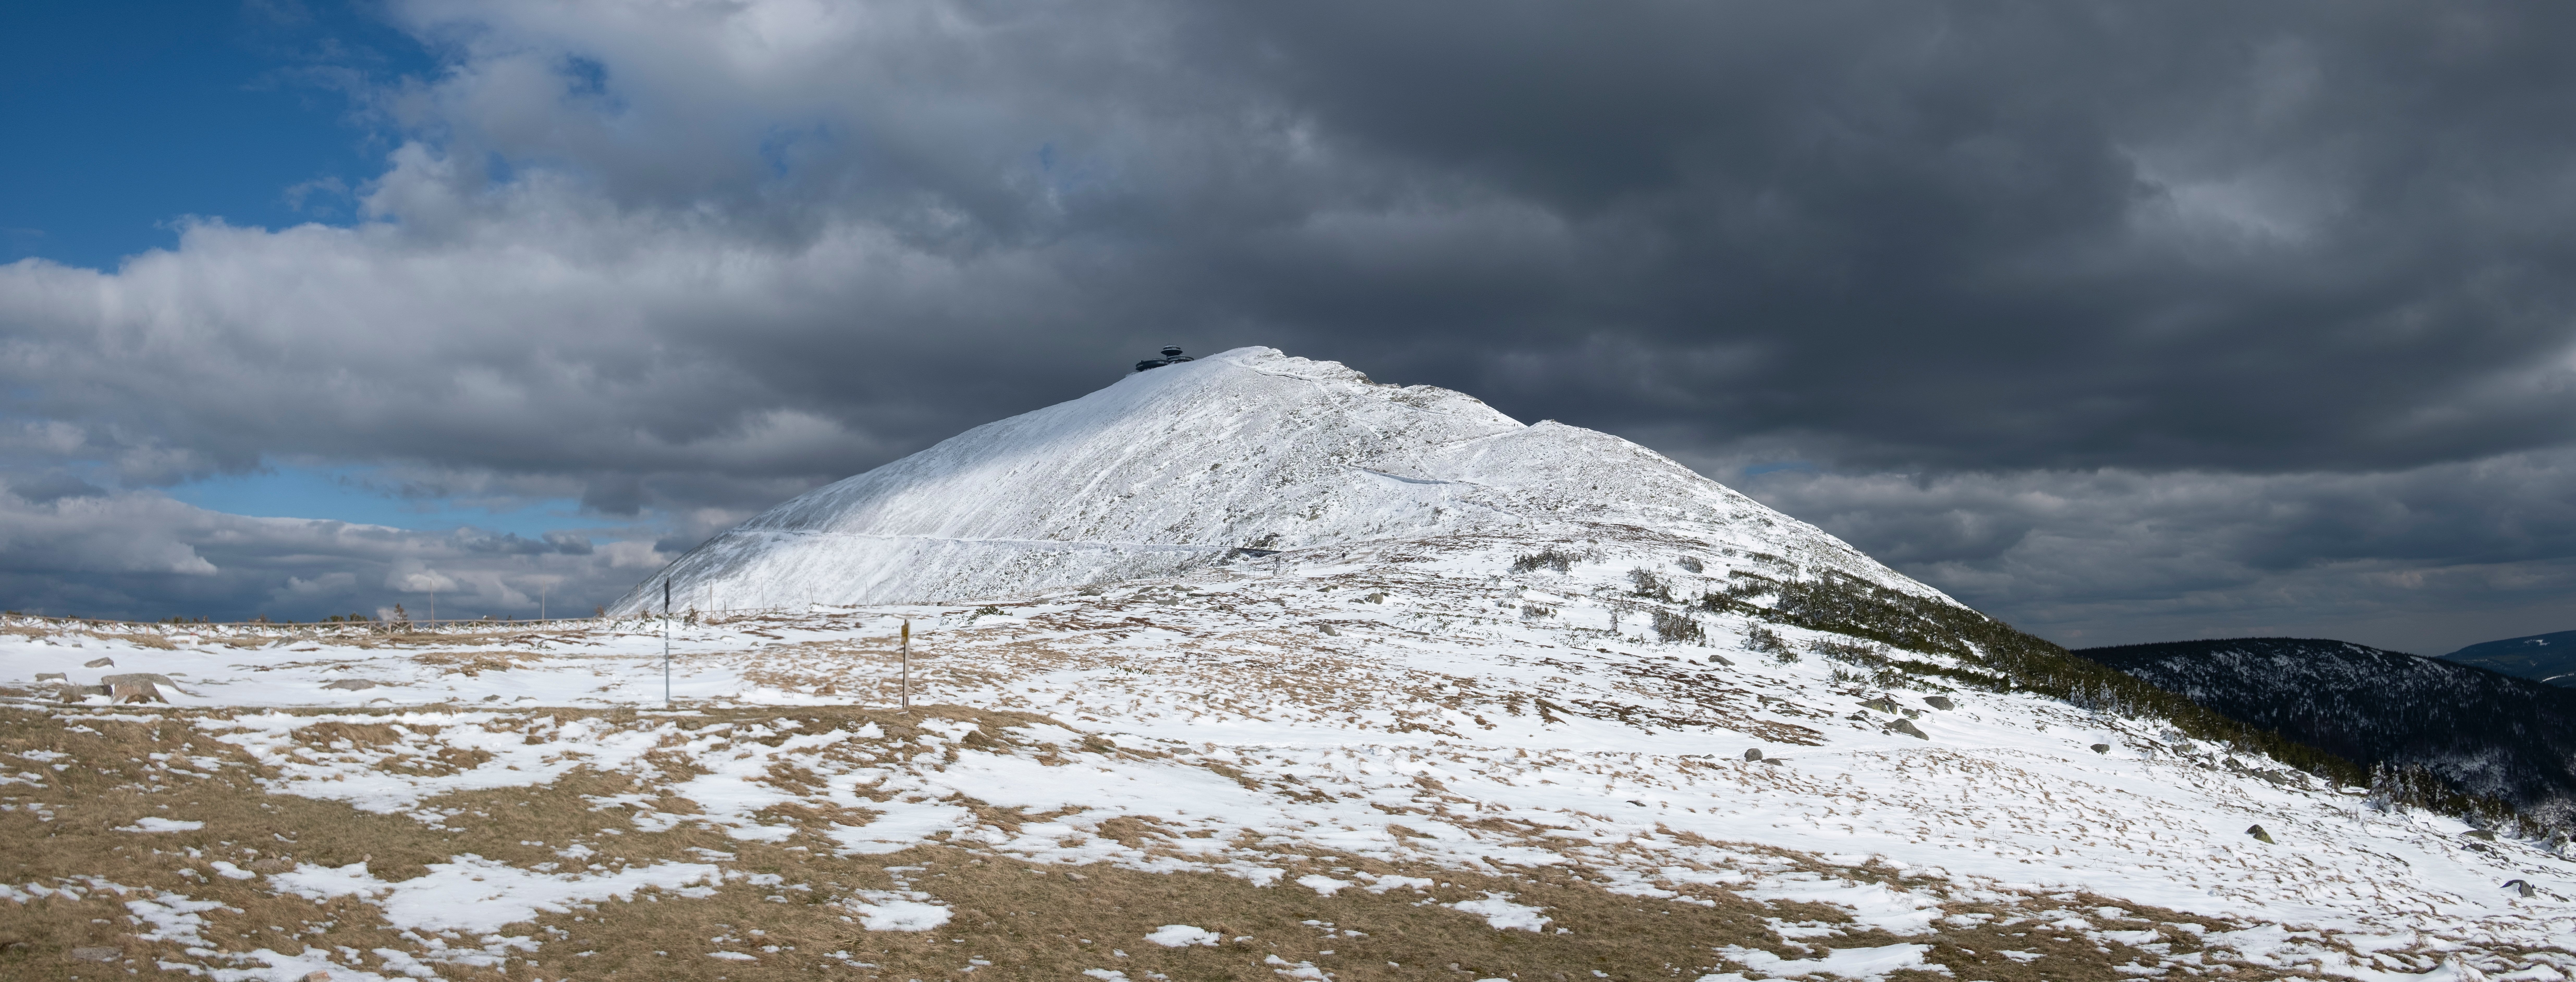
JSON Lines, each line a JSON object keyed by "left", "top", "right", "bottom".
{"left": 613, "top": 347, "right": 1933, "bottom": 614}
{"left": 2446, "top": 629, "right": 2576, "bottom": 688}
{"left": 8, "top": 348, "right": 2568, "bottom": 980}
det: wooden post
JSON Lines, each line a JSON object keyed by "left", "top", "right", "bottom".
{"left": 900, "top": 619, "right": 911, "bottom": 713}
{"left": 662, "top": 579, "right": 673, "bottom": 709}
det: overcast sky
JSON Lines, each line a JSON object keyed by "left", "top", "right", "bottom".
{"left": 2, "top": 0, "right": 2571, "bottom": 652}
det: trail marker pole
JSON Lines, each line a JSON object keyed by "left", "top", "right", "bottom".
{"left": 540, "top": 582, "right": 547, "bottom": 623}
{"left": 662, "top": 579, "right": 673, "bottom": 709}
{"left": 900, "top": 619, "right": 911, "bottom": 714}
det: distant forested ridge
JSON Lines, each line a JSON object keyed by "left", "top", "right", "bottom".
{"left": 2078, "top": 637, "right": 2576, "bottom": 832}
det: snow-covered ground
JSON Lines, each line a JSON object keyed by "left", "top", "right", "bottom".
{"left": 6, "top": 530, "right": 2572, "bottom": 980}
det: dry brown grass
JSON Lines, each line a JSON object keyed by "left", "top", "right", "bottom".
{"left": 0, "top": 705, "right": 2301, "bottom": 982}
{"left": 411, "top": 650, "right": 545, "bottom": 676}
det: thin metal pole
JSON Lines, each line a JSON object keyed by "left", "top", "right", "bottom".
{"left": 540, "top": 582, "right": 546, "bottom": 623}
{"left": 900, "top": 619, "right": 911, "bottom": 713}
{"left": 663, "top": 579, "right": 673, "bottom": 709}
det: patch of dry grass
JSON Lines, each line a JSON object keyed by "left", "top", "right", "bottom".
{"left": 0, "top": 705, "right": 2300, "bottom": 982}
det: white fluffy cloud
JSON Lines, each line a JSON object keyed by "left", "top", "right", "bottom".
{"left": 0, "top": 481, "right": 659, "bottom": 622}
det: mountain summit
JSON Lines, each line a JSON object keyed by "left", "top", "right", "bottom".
{"left": 616, "top": 347, "right": 1927, "bottom": 613}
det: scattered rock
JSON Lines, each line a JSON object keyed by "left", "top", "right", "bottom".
{"left": 1743, "top": 748, "right": 1763, "bottom": 762}
{"left": 1899, "top": 708, "right": 1922, "bottom": 719}
{"left": 2091, "top": 743, "right": 2111, "bottom": 755}
{"left": 106, "top": 679, "right": 164, "bottom": 704}
{"left": 2505, "top": 879, "right": 2537, "bottom": 898}
{"left": 69, "top": 946, "right": 120, "bottom": 962}
{"left": 305, "top": 971, "right": 335, "bottom": 982}
{"left": 102, "top": 672, "right": 181, "bottom": 691}
{"left": 1859, "top": 697, "right": 1900, "bottom": 714}
{"left": 1318, "top": 624, "right": 1340, "bottom": 637}
{"left": 321, "top": 679, "right": 379, "bottom": 691}
{"left": 1705, "top": 654, "right": 1733, "bottom": 666}
{"left": 2466, "top": 842, "right": 2493, "bottom": 853}
{"left": 1922, "top": 696, "right": 1955, "bottom": 711}
{"left": 33, "top": 672, "right": 64, "bottom": 682}
{"left": 2466, "top": 829, "right": 2498, "bottom": 841}
{"left": 83, "top": 657, "right": 114, "bottom": 668}
{"left": 2247, "top": 824, "right": 2276, "bottom": 844}
{"left": 1886, "top": 718, "right": 1929, "bottom": 740}
{"left": 1362, "top": 592, "right": 1386, "bottom": 604}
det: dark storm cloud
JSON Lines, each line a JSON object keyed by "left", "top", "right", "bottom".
{"left": 1187, "top": 1, "right": 2576, "bottom": 473}
{"left": 1, "top": 0, "right": 2572, "bottom": 640}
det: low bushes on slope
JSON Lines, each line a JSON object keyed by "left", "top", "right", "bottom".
{"left": 1693, "top": 572, "right": 2366, "bottom": 788}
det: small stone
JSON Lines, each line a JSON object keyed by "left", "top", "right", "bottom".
{"left": 2465, "top": 829, "right": 2498, "bottom": 841}
{"left": 2091, "top": 743, "right": 2111, "bottom": 755}
{"left": 1705, "top": 654, "right": 1734, "bottom": 666}
{"left": 2506, "top": 879, "right": 2537, "bottom": 898}
{"left": 1886, "top": 718, "right": 1929, "bottom": 740}
{"left": 1860, "top": 697, "right": 1899, "bottom": 714}
{"left": 33, "top": 672, "right": 64, "bottom": 682}
{"left": 2247, "top": 824, "right": 2275, "bottom": 844}
{"left": 1743, "top": 749, "right": 1763, "bottom": 762}
{"left": 69, "top": 946, "right": 120, "bottom": 962}
{"left": 83, "top": 657, "right": 114, "bottom": 668}
{"left": 104, "top": 678, "right": 164, "bottom": 704}
{"left": 321, "top": 679, "right": 378, "bottom": 691}
{"left": 1922, "top": 696, "right": 1955, "bottom": 711}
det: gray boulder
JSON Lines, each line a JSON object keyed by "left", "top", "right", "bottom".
{"left": 2247, "top": 824, "right": 2276, "bottom": 844}
{"left": 1886, "top": 718, "right": 1929, "bottom": 740}
{"left": 1922, "top": 696, "right": 1955, "bottom": 710}
{"left": 1743, "top": 748, "right": 1763, "bottom": 761}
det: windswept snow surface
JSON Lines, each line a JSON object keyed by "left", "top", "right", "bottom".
{"left": 610, "top": 346, "right": 1933, "bottom": 613}
{"left": 6, "top": 531, "right": 2574, "bottom": 977}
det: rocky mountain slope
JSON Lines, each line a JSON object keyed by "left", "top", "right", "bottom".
{"left": 2078, "top": 637, "right": 2576, "bottom": 830}
{"left": 612, "top": 347, "right": 1933, "bottom": 614}
{"left": 2445, "top": 629, "right": 2576, "bottom": 688}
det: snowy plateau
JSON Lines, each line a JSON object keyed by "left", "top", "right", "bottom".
{"left": 0, "top": 347, "right": 2569, "bottom": 981}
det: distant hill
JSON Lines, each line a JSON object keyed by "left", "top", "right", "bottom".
{"left": 2076, "top": 637, "right": 2576, "bottom": 829}
{"left": 2443, "top": 629, "right": 2576, "bottom": 688}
